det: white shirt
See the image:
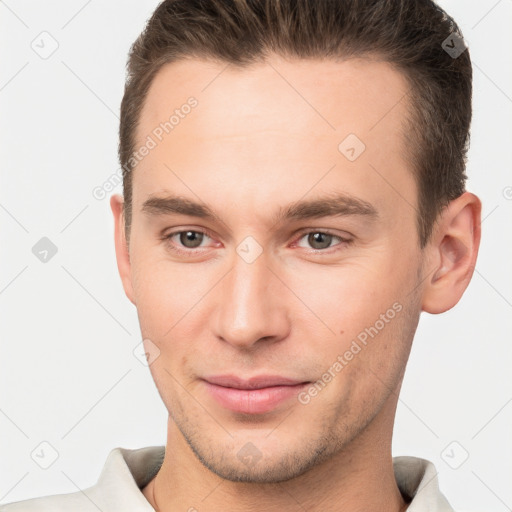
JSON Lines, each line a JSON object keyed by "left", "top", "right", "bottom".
{"left": 0, "top": 446, "right": 455, "bottom": 511}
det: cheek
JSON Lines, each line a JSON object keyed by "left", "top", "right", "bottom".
{"left": 130, "top": 248, "right": 208, "bottom": 337}
{"left": 286, "top": 255, "right": 420, "bottom": 383}
{"left": 131, "top": 255, "right": 212, "bottom": 374}
{"left": 289, "top": 257, "right": 411, "bottom": 330}
{"left": 131, "top": 268, "right": 170, "bottom": 340}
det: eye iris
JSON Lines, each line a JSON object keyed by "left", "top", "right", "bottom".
{"left": 308, "top": 232, "right": 332, "bottom": 250}
{"left": 180, "top": 231, "right": 203, "bottom": 248}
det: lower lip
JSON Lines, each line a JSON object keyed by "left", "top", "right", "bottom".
{"left": 203, "top": 381, "right": 309, "bottom": 414}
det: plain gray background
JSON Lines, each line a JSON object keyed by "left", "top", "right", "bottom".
{"left": 1, "top": 1, "right": 511, "bottom": 511}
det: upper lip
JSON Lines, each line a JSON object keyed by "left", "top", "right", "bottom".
{"left": 203, "top": 375, "right": 309, "bottom": 390}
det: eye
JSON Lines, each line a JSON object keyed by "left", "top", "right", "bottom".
{"left": 295, "top": 231, "right": 351, "bottom": 251}
{"left": 163, "top": 230, "right": 213, "bottom": 253}
{"left": 162, "top": 228, "right": 352, "bottom": 256}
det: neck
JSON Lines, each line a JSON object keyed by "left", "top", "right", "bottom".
{"left": 142, "top": 400, "right": 407, "bottom": 512}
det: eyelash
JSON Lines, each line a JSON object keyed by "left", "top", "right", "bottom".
{"left": 161, "top": 228, "right": 352, "bottom": 256}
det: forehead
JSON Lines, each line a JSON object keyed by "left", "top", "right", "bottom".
{"left": 139, "top": 55, "right": 411, "bottom": 137}
{"left": 132, "top": 55, "right": 416, "bottom": 226}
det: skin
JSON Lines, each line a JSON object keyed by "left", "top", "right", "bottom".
{"left": 110, "top": 55, "right": 481, "bottom": 512}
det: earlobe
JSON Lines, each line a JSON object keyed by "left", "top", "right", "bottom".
{"left": 110, "top": 194, "right": 136, "bottom": 306}
{"left": 421, "top": 192, "right": 481, "bottom": 314}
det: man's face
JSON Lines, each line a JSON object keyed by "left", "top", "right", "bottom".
{"left": 120, "top": 55, "right": 426, "bottom": 482}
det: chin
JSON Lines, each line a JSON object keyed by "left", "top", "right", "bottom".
{"left": 182, "top": 425, "right": 338, "bottom": 484}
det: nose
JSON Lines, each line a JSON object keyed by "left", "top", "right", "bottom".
{"left": 213, "top": 249, "right": 290, "bottom": 350}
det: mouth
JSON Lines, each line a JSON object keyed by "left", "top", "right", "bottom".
{"left": 201, "top": 375, "right": 311, "bottom": 415}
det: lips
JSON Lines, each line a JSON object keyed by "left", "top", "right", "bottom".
{"left": 204, "top": 374, "right": 307, "bottom": 389}
{"left": 202, "top": 375, "right": 310, "bottom": 414}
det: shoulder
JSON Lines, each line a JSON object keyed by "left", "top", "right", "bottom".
{"left": 0, "top": 445, "right": 163, "bottom": 512}
{"left": 0, "top": 490, "right": 98, "bottom": 511}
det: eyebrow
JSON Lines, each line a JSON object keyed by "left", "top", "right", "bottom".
{"left": 141, "top": 193, "right": 378, "bottom": 226}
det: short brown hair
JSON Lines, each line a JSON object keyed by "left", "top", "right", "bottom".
{"left": 119, "top": 0, "right": 472, "bottom": 248}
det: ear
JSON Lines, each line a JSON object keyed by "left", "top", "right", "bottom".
{"left": 110, "top": 194, "right": 136, "bottom": 306}
{"left": 421, "top": 192, "right": 482, "bottom": 314}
